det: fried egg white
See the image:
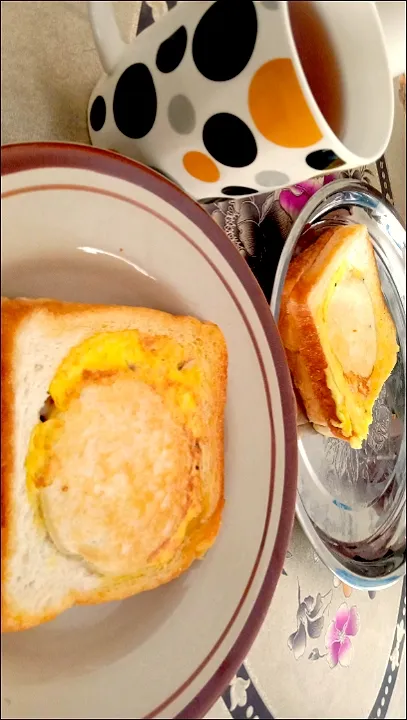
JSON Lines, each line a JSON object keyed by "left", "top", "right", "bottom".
{"left": 312, "top": 248, "right": 398, "bottom": 448}
{"left": 25, "top": 331, "right": 204, "bottom": 577}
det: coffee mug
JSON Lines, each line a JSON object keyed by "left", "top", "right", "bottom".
{"left": 87, "top": 1, "right": 394, "bottom": 201}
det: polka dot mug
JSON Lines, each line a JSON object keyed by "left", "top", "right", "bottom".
{"left": 88, "top": 1, "right": 395, "bottom": 201}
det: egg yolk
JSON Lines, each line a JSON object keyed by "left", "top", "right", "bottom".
{"left": 26, "top": 330, "right": 201, "bottom": 498}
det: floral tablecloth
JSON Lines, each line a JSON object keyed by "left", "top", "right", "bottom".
{"left": 1, "top": 2, "right": 405, "bottom": 718}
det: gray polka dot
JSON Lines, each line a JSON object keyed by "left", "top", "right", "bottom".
{"left": 261, "top": 1, "right": 279, "bottom": 9}
{"left": 168, "top": 94, "right": 196, "bottom": 134}
{"left": 255, "top": 170, "right": 290, "bottom": 188}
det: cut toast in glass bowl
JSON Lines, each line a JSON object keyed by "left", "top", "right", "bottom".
{"left": 271, "top": 179, "right": 406, "bottom": 589}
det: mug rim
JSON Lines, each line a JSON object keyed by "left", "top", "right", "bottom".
{"left": 281, "top": 0, "right": 394, "bottom": 165}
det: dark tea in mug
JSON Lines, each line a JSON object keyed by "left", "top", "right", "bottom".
{"left": 288, "top": 0, "right": 345, "bottom": 139}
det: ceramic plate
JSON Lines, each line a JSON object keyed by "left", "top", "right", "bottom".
{"left": 1, "top": 143, "right": 297, "bottom": 720}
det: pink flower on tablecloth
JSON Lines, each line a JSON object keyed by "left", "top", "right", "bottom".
{"left": 279, "top": 174, "right": 337, "bottom": 221}
{"left": 325, "top": 602, "right": 360, "bottom": 668}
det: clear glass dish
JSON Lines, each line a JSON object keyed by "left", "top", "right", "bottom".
{"left": 271, "top": 179, "right": 406, "bottom": 589}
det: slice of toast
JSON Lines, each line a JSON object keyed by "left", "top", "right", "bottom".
{"left": 278, "top": 225, "right": 398, "bottom": 448}
{"left": 1, "top": 298, "right": 227, "bottom": 631}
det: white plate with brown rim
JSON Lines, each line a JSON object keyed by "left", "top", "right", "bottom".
{"left": 1, "top": 142, "right": 297, "bottom": 720}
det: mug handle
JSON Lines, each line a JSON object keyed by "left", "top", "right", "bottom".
{"left": 88, "top": 1, "right": 127, "bottom": 75}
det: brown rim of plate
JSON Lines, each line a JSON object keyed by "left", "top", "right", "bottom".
{"left": 1, "top": 142, "right": 298, "bottom": 720}
{"left": 2, "top": 178, "right": 281, "bottom": 711}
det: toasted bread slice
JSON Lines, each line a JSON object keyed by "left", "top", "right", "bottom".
{"left": 279, "top": 225, "right": 398, "bottom": 448}
{"left": 1, "top": 298, "right": 227, "bottom": 631}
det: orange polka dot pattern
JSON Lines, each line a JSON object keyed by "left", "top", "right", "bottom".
{"left": 248, "top": 58, "right": 323, "bottom": 148}
{"left": 183, "top": 151, "right": 220, "bottom": 183}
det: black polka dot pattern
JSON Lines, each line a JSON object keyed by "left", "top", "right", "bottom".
{"left": 203, "top": 113, "right": 257, "bottom": 167}
{"left": 90, "top": 96, "right": 106, "bottom": 132}
{"left": 306, "top": 149, "right": 345, "bottom": 170}
{"left": 113, "top": 64, "right": 157, "bottom": 139}
{"left": 222, "top": 186, "right": 258, "bottom": 196}
{"left": 192, "top": 0, "right": 257, "bottom": 82}
{"left": 156, "top": 26, "right": 187, "bottom": 73}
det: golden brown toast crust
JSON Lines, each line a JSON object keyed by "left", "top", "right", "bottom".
{"left": 0, "top": 299, "right": 25, "bottom": 629}
{"left": 1, "top": 298, "right": 227, "bottom": 631}
{"left": 279, "top": 230, "right": 342, "bottom": 434}
{"left": 278, "top": 225, "right": 398, "bottom": 445}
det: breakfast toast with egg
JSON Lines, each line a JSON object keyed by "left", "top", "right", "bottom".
{"left": 1, "top": 298, "right": 227, "bottom": 631}
{"left": 279, "top": 225, "right": 398, "bottom": 448}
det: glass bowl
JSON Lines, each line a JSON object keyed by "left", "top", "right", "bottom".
{"left": 271, "top": 179, "right": 406, "bottom": 590}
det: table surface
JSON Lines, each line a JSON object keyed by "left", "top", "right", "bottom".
{"left": 1, "top": 2, "right": 405, "bottom": 719}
